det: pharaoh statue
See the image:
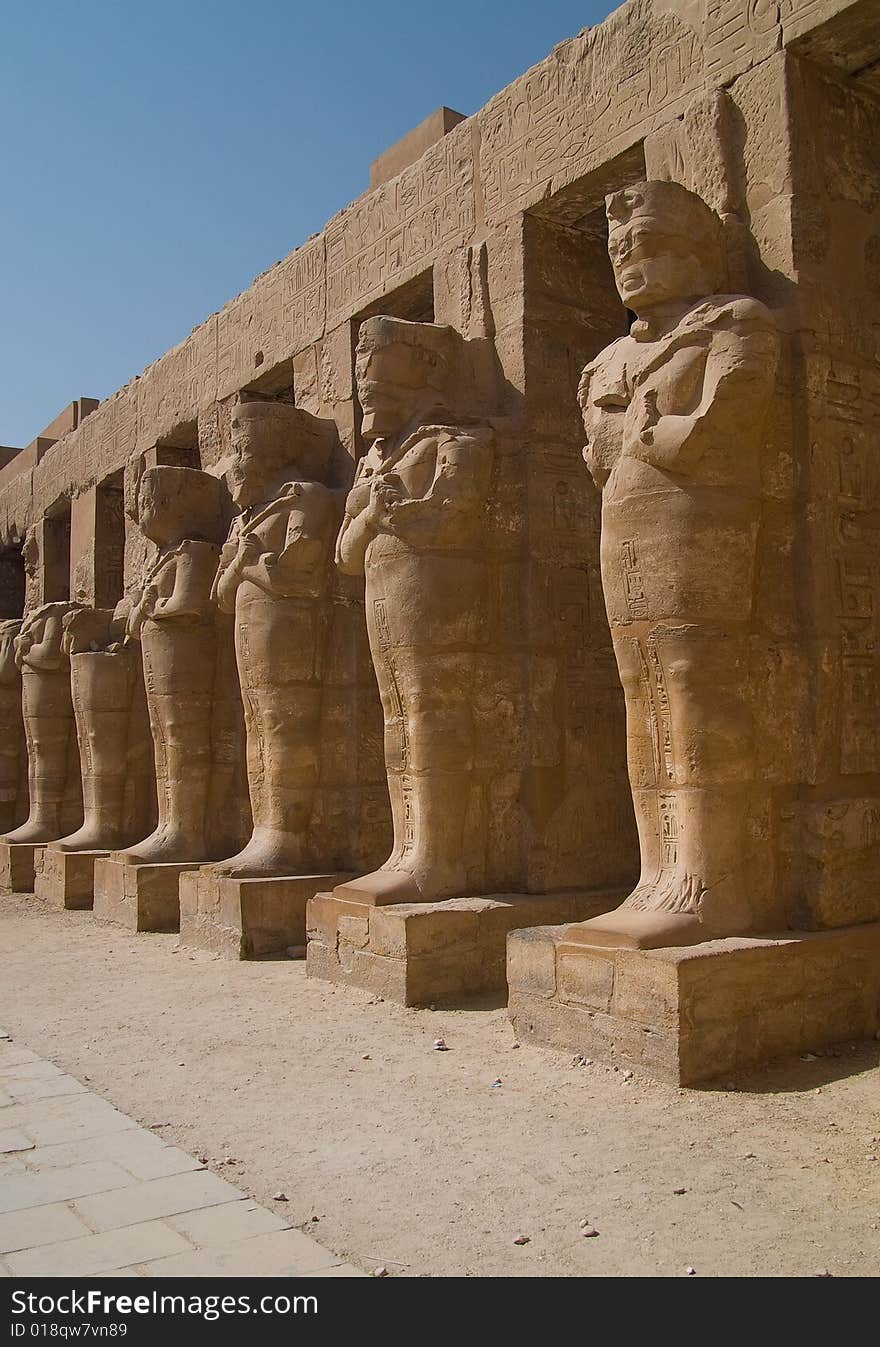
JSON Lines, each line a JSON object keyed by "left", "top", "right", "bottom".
{"left": 50, "top": 604, "right": 146, "bottom": 853}
{"left": 566, "top": 180, "right": 779, "bottom": 950}
{"left": 335, "top": 316, "right": 494, "bottom": 904}
{"left": 0, "top": 620, "right": 25, "bottom": 832}
{"left": 209, "top": 399, "right": 341, "bottom": 878}
{"left": 5, "top": 602, "right": 83, "bottom": 844}
{"left": 115, "top": 464, "right": 226, "bottom": 865}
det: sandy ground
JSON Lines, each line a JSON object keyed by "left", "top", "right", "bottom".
{"left": 1, "top": 891, "right": 879, "bottom": 1278}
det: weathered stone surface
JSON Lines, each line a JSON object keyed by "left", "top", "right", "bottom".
{"left": 508, "top": 921, "right": 880, "bottom": 1084}
{"left": 307, "top": 889, "right": 620, "bottom": 1006}
{"left": 179, "top": 869, "right": 349, "bottom": 959}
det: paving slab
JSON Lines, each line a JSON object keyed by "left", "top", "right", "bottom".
{"left": 0, "top": 1034, "right": 362, "bottom": 1277}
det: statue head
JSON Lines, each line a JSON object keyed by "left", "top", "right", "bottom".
{"left": 227, "top": 400, "right": 331, "bottom": 507}
{"left": 605, "top": 181, "right": 725, "bottom": 317}
{"left": 355, "top": 317, "right": 454, "bottom": 440}
{"left": 137, "top": 466, "right": 226, "bottom": 547}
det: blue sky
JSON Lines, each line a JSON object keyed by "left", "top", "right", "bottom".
{"left": 0, "top": 1, "right": 614, "bottom": 448}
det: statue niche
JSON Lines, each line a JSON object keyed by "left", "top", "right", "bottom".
{"left": 116, "top": 464, "right": 226, "bottom": 865}
{"left": 210, "top": 399, "right": 342, "bottom": 878}
{"left": 334, "top": 316, "right": 494, "bottom": 905}
{"left": 566, "top": 180, "right": 780, "bottom": 950}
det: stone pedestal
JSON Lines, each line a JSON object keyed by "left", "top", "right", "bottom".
{"left": 306, "top": 889, "right": 620, "bottom": 1006}
{"left": 0, "top": 842, "right": 44, "bottom": 895}
{"left": 34, "top": 846, "right": 108, "bottom": 910}
{"left": 507, "top": 922, "right": 880, "bottom": 1085}
{"left": 179, "top": 870, "right": 350, "bottom": 960}
{"left": 92, "top": 857, "right": 199, "bottom": 932}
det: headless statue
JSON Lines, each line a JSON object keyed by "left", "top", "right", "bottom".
{"left": 116, "top": 465, "right": 225, "bottom": 865}
{"left": 566, "top": 181, "right": 779, "bottom": 950}
{"left": 5, "top": 603, "right": 83, "bottom": 844}
{"left": 210, "top": 399, "right": 341, "bottom": 878}
{"left": 335, "top": 316, "right": 494, "bottom": 904}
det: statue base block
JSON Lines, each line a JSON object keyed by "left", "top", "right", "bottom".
{"left": 34, "top": 847, "right": 109, "bottom": 910}
{"left": 178, "top": 870, "right": 351, "bottom": 960}
{"left": 0, "top": 842, "right": 44, "bottom": 895}
{"left": 506, "top": 922, "right": 880, "bottom": 1085}
{"left": 92, "top": 857, "right": 201, "bottom": 932}
{"left": 306, "top": 889, "right": 620, "bottom": 1006}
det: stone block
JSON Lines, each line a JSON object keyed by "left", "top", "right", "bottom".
{"left": 306, "top": 888, "right": 618, "bottom": 1006}
{"left": 71, "top": 1169, "right": 242, "bottom": 1232}
{"left": 508, "top": 921, "right": 880, "bottom": 1085}
{"left": 179, "top": 870, "right": 350, "bottom": 958}
{"left": 93, "top": 857, "right": 200, "bottom": 932}
{"left": 0, "top": 843, "right": 43, "bottom": 895}
{"left": 166, "top": 1200, "right": 287, "bottom": 1247}
{"left": 0, "top": 1202, "right": 91, "bottom": 1255}
{"left": 0, "top": 1161, "right": 133, "bottom": 1215}
{"left": 138, "top": 1227, "right": 342, "bottom": 1278}
{"left": 6, "top": 1220, "right": 191, "bottom": 1278}
{"left": 34, "top": 846, "right": 108, "bottom": 910}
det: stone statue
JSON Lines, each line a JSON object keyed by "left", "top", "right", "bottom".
{"left": 567, "top": 180, "right": 779, "bottom": 949}
{"left": 50, "top": 605, "right": 145, "bottom": 853}
{"left": 209, "top": 399, "right": 341, "bottom": 878}
{"left": 115, "top": 464, "right": 225, "bottom": 865}
{"left": 335, "top": 316, "right": 494, "bottom": 903}
{"left": 4, "top": 602, "right": 83, "bottom": 844}
{"left": 0, "top": 620, "right": 25, "bottom": 833}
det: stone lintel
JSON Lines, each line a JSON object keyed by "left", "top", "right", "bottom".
{"left": 306, "top": 889, "right": 621, "bottom": 1006}
{"left": 507, "top": 922, "right": 880, "bottom": 1085}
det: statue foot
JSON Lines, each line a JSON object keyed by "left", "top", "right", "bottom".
{"left": 53, "top": 824, "right": 124, "bottom": 853}
{"left": 2, "top": 819, "right": 61, "bottom": 846}
{"left": 562, "top": 908, "right": 734, "bottom": 951}
{"left": 333, "top": 867, "right": 423, "bottom": 905}
{"left": 209, "top": 830, "right": 307, "bottom": 880}
{"left": 116, "top": 829, "right": 207, "bottom": 866}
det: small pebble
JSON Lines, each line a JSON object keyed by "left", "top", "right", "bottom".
{"left": 272, "top": 1192, "right": 288, "bottom": 1202}
{"left": 373, "top": 1266, "right": 389, "bottom": 1278}
{"left": 513, "top": 1235, "right": 530, "bottom": 1246}
{"left": 866, "top": 1154, "right": 877, "bottom": 1162}
{"left": 581, "top": 1227, "right": 600, "bottom": 1238}
{"left": 490, "top": 1078, "right": 503, "bottom": 1089}
{"left": 800, "top": 1053, "right": 818, "bottom": 1062}
{"left": 433, "top": 1038, "right": 449, "bottom": 1051}
{"left": 362, "top": 1053, "right": 371, "bottom": 1060}
{"left": 685, "top": 1266, "right": 696, "bottom": 1276}
{"left": 622, "top": 1070, "right": 633, "bottom": 1081}
{"left": 743, "top": 1152, "right": 756, "bottom": 1159}
{"left": 673, "top": 1187, "right": 686, "bottom": 1195}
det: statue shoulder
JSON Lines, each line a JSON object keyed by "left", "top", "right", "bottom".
{"left": 697, "top": 294, "right": 777, "bottom": 335}
{"left": 427, "top": 423, "right": 495, "bottom": 455}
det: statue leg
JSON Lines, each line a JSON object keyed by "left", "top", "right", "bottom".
{"left": 117, "top": 624, "right": 214, "bottom": 864}
{"left": 567, "top": 623, "right": 764, "bottom": 948}
{"left": 212, "top": 682, "right": 322, "bottom": 877}
{"left": 0, "top": 685, "right": 23, "bottom": 834}
{"left": 55, "top": 652, "right": 132, "bottom": 852}
{"left": 5, "top": 670, "right": 74, "bottom": 844}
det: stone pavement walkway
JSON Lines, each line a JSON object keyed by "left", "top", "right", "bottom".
{"left": 0, "top": 1029, "right": 364, "bottom": 1278}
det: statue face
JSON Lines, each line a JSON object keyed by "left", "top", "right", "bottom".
{"left": 355, "top": 340, "right": 428, "bottom": 440}
{"left": 137, "top": 473, "right": 177, "bottom": 546}
{"left": 228, "top": 409, "right": 268, "bottom": 507}
{"left": 608, "top": 219, "right": 708, "bottom": 313}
